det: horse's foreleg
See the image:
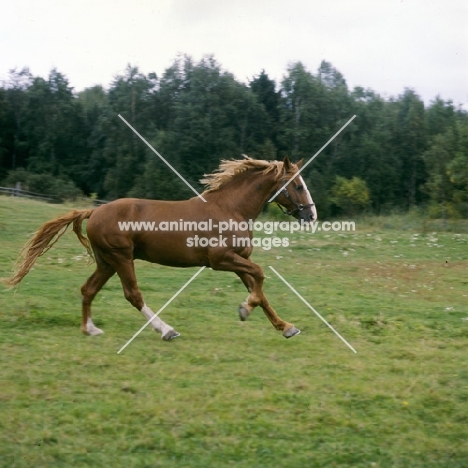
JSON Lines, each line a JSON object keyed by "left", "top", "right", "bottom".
{"left": 236, "top": 271, "right": 286, "bottom": 329}
{"left": 258, "top": 296, "right": 300, "bottom": 338}
{"left": 214, "top": 253, "right": 299, "bottom": 337}
{"left": 80, "top": 261, "right": 115, "bottom": 335}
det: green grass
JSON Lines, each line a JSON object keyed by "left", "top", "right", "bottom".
{"left": 1, "top": 196, "right": 468, "bottom": 467}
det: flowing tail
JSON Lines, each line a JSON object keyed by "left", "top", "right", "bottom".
{"left": 1, "top": 209, "right": 94, "bottom": 287}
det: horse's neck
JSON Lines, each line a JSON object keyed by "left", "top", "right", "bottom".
{"left": 206, "top": 171, "right": 278, "bottom": 220}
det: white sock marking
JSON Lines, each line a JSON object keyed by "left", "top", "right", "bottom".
{"left": 141, "top": 304, "right": 174, "bottom": 336}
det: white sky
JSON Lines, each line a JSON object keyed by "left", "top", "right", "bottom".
{"left": 1, "top": 0, "right": 467, "bottom": 108}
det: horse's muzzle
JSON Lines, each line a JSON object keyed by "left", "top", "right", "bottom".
{"left": 296, "top": 206, "right": 317, "bottom": 223}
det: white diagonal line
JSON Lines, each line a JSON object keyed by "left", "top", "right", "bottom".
{"left": 118, "top": 114, "right": 207, "bottom": 202}
{"left": 268, "top": 115, "right": 356, "bottom": 202}
{"left": 269, "top": 266, "right": 357, "bottom": 353}
{"left": 117, "top": 266, "right": 206, "bottom": 354}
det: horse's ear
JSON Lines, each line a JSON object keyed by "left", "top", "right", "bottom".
{"left": 296, "top": 158, "right": 304, "bottom": 169}
{"left": 283, "top": 156, "right": 292, "bottom": 172}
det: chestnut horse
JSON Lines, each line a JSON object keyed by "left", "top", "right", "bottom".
{"left": 3, "top": 156, "right": 316, "bottom": 340}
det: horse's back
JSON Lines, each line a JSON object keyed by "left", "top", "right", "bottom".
{"left": 85, "top": 198, "right": 209, "bottom": 266}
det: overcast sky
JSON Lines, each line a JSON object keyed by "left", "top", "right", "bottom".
{"left": 1, "top": 0, "right": 467, "bottom": 108}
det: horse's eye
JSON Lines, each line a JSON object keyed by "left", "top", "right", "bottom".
{"left": 296, "top": 185, "right": 304, "bottom": 191}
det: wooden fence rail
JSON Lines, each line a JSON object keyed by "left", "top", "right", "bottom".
{"left": 0, "top": 186, "right": 108, "bottom": 205}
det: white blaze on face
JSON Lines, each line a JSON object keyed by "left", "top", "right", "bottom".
{"left": 298, "top": 175, "right": 318, "bottom": 221}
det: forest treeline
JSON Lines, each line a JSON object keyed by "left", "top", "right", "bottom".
{"left": 0, "top": 55, "right": 467, "bottom": 218}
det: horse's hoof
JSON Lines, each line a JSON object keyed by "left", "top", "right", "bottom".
{"left": 162, "top": 329, "right": 180, "bottom": 341}
{"left": 283, "top": 326, "right": 301, "bottom": 338}
{"left": 85, "top": 327, "right": 104, "bottom": 336}
{"left": 238, "top": 303, "right": 249, "bottom": 321}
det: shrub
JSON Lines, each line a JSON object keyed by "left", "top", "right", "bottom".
{"left": 2, "top": 169, "right": 82, "bottom": 201}
{"left": 330, "top": 176, "right": 370, "bottom": 215}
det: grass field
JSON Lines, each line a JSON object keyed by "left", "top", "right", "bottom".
{"left": 1, "top": 196, "right": 468, "bottom": 467}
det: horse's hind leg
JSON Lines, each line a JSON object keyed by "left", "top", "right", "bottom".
{"left": 81, "top": 259, "right": 116, "bottom": 335}
{"left": 106, "top": 253, "right": 180, "bottom": 341}
{"left": 236, "top": 272, "right": 256, "bottom": 321}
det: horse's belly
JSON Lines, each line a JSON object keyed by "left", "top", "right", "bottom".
{"left": 133, "top": 232, "right": 207, "bottom": 267}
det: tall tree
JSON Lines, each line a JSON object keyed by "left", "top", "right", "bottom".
{"left": 77, "top": 85, "right": 109, "bottom": 195}
{"left": 24, "top": 69, "right": 87, "bottom": 181}
{"left": 250, "top": 70, "right": 281, "bottom": 156}
{"left": 102, "top": 65, "right": 157, "bottom": 198}
{"left": 156, "top": 55, "right": 266, "bottom": 187}
{"left": 426, "top": 97, "right": 456, "bottom": 141}
{"left": 2, "top": 68, "right": 33, "bottom": 172}
{"left": 279, "top": 62, "right": 323, "bottom": 159}
{"left": 394, "top": 89, "right": 427, "bottom": 208}
{"left": 424, "top": 118, "right": 468, "bottom": 218}
{"left": 346, "top": 88, "right": 401, "bottom": 212}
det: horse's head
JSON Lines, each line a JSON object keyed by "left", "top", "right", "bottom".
{"left": 274, "top": 156, "right": 318, "bottom": 223}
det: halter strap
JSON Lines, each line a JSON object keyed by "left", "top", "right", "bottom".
{"left": 274, "top": 179, "right": 315, "bottom": 217}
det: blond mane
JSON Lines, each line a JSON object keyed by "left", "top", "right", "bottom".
{"left": 200, "top": 156, "right": 284, "bottom": 192}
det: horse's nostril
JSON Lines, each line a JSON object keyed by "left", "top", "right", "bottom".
{"left": 308, "top": 214, "right": 315, "bottom": 221}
